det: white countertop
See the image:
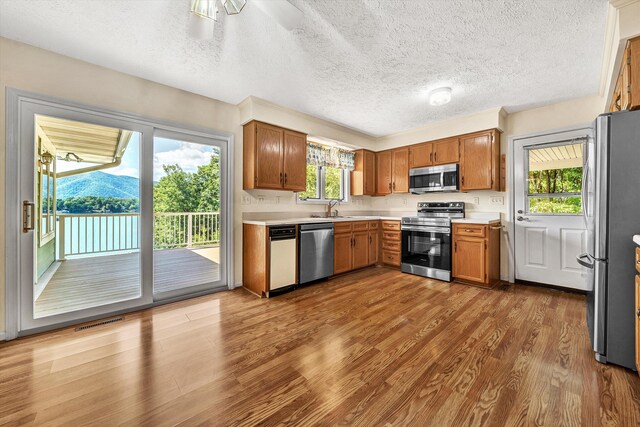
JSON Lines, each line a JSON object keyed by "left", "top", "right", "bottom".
{"left": 451, "top": 212, "right": 501, "bottom": 225}
{"left": 243, "top": 216, "right": 402, "bottom": 226}
{"left": 634, "top": 235, "right": 640, "bottom": 245}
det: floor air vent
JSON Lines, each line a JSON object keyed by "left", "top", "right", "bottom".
{"left": 75, "top": 316, "right": 124, "bottom": 331}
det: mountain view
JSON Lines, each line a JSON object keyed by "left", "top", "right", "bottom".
{"left": 56, "top": 171, "right": 139, "bottom": 200}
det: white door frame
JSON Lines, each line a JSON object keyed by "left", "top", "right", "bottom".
{"left": 507, "top": 123, "right": 593, "bottom": 285}
{"left": 4, "top": 88, "right": 235, "bottom": 339}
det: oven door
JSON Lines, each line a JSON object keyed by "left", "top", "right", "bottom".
{"left": 401, "top": 226, "right": 452, "bottom": 281}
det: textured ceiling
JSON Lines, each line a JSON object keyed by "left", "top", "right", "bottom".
{"left": 0, "top": 0, "right": 608, "bottom": 136}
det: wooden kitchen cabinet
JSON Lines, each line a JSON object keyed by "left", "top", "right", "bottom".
{"left": 334, "top": 221, "right": 374, "bottom": 274}
{"left": 243, "top": 120, "right": 307, "bottom": 191}
{"left": 368, "top": 227, "right": 379, "bottom": 265}
{"left": 334, "top": 231, "right": 353, "bottom": 275}
{"left": 353, "top": 231, "right": 370, "bottom": 270}
{"left": 380, "top": 220, "right": 401, "bottom": 267}
{"left": 432, "top": 137, "right": 459, "bottom": 165}
{"left": 376, "top": 148, "right": 409, "bottom": 194}
{"left": 351, "top": 149, "right": 376, "bottom": 196}
{"left": 392, "top": 147, "right": 409, "bottom": 193}
{"left": 610, "top": 36, "right": 640, "bottom": 112}
{"left": 376, "top": 151, "right": 393, "bottom": 195}
{"left": 452, "top": 223, "right": 500, "bottom": 287}
{"left": 409, "top": 142, "right": 433, "bottom": 168}
{"left": 459, "top": 129, "right": 500, "bottom": 191}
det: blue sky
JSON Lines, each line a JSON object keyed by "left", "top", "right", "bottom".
{"left": 56, "top": 134, "right": 217, "bottom": 179}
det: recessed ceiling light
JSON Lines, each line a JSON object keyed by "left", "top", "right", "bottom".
{"left": 429, "top": 87, "right": 452, "bottom": 106}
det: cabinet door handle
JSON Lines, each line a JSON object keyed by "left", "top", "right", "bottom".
{"left": 369, "top": 235, "right": 372, "bottom": 244}
{"left": 388, "top": 182, "right": 392, "bottom": 190}
{"left": 454, "top": 242, "right": 457, "bottom": 252}
{"left": 284, "top": 173, "right": 287, "bottom": 184}
{"left": 461, "top": 176, "right": 465, "bottom": 186}
{"left": 430, "top": 152, "right": 433, "bottom": 163}
{"left": 434, "top": 152, "right": 437, "bottom": 162}
{"left": 392, "top": 182, "right": 396, "bottom": 191}
{"left": 280, "top": 172, "right": 283, "bottom": 184}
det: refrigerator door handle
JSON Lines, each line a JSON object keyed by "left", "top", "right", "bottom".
{"left": 576, "top": 253, "right": 594, "bottom": 269}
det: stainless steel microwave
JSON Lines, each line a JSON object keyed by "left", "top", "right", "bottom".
{"left": 409, "top": 164, "right": 459, "bottom": 193}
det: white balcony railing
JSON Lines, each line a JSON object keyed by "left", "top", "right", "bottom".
{"left": 57, "top": 212, "right": 220, "bottom": 260}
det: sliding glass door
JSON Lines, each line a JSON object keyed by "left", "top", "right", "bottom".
{"left": 11, "top": 92, "right": 230, "bottom": 336}
{"left": 152, "top": 130, "right": 227, "bottom": 299}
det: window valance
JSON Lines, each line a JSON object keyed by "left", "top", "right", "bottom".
{"left": 306, "top": 142, "right": 355, "bottom": 171}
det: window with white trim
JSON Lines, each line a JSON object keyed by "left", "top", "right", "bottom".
{"left": 297, "top": 164, "right": 350, "bottom": 203}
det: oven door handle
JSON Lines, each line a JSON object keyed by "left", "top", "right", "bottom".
{"left": 401, "top": 226, "right": 451, "bottom": 234}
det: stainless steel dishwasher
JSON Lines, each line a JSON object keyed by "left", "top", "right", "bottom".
{"left": 298, "top": 223, "right": 334, "bottom": 284}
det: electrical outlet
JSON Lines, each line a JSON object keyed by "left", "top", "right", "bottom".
{"left": 241, "top": 195, "right": 251, "bottom": 205}
{"left": 257, "top": 196, "right": 265, "bottom": 205}
{"left": 275, "top": 196, "right": 280, "bottom": 205}
{"left": 473, "top": 197, "right": 480, "bottom": 205}
{"left": 490, "top": 196, "right": 504, "bottom": 205}
{"left": 402, "top": 198, "right": 407, "bottom": 205}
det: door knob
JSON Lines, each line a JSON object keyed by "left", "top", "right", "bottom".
{"left": 516, "top": 216, "right": 530, "bottom": 222}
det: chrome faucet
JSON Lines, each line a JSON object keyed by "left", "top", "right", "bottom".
{"left": 326, "top": 199, "right": 340, "bottom": 217}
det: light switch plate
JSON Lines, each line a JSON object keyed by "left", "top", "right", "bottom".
{"left": 242, "top": 195, "right": 251, "bottom": 205}
{"left": 473, "top": 197, "right": 480, "bottom": 205}
{"left": 490, "top": 196, "right": 504, "bottom": 205}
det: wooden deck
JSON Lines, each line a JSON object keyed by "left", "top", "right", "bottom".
{"left": 3, "top": 267, "right": 640, "bottom": 425}
{"left": 35, "top": 247, "right": 220, "bottom": 318}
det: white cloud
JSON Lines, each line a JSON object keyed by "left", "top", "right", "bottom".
{"left": 153, "top": 142, "right": 213, "bottom": 178}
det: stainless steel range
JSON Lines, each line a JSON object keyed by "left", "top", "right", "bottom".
{"left": 401, "top": 202, "right": 465, "bottom": 281}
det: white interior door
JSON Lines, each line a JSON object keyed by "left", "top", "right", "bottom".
{"left": 513, "top": 128, "right": 592, "bottom": 290}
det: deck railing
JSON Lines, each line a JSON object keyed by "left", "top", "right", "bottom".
{"left": 57, "top": 212, "right": 220, "bottom": 259}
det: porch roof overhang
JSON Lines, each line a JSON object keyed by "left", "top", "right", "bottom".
{"left": 528, "top": 143, "right": 584, "bottom": 171}
{"left": 35, "top": 115, "right": 133, "bottom": 177}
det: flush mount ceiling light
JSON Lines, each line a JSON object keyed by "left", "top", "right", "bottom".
{"left": 429, "top": 87, "right": 452, "bottom": 106}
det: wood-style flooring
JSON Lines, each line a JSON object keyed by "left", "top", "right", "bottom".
{"left": 4, "top": 267, "right": 640, "bottom": 426}
{"left": 35, "top": 247, "right": 220, "bottom": 318}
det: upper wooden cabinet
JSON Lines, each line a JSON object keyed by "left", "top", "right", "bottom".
{"left": 391, "top": 147, "right": 409, "bottom": 193}
{"left": 376, "top": 148, "right": 409, "bottom": 194}
{"left": 409, "top": 142, "right": 433, "bottom": 168}
{"left": 459, "top": 129, "right": 500, "bottom": 191}
{"left": 432, "top": 137, "right": 459, "bottom": 165}
{"left": 351, "top": 149, "right": 376, "bottom": 196}
{"left": 376, "top": 151, "right": 393, "bottom": 195}
{"left": 243, "top": 121, "right": 307, "bottom": 191}
{"left": 610, "top": 36, "right": 640, "bottom": 113}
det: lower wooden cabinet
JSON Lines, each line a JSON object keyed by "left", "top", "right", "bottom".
{"left": 353, "top": 231, "right": 370, "bottom": 270}
{"left": 380, "top": 220, "right": 401, "bottom": 267}
{"left": 334, "top": 232, "right": 353, "bottom": 275}
{"left": 452, "top": 223, "right": 500, "bottom": 287}
{"left": 368, "top": 229, "right": 379, "bottom": 265}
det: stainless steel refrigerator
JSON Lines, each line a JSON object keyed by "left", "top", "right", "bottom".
{"left": 577, "top": 109, "right": 640, "bottom": 370}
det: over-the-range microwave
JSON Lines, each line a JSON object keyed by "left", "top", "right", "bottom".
{"left": 409, "top": 164, "right": 459, "bottom": 193}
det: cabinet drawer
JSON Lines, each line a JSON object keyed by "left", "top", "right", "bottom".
{"left": 382, "top": 250, "right": 401, "bottom": 266}
{"left": 334, "top": 222, "right": 352, "bottom": 234}
{"left": 381, "top": 220, "right": 401, "bottom": 231}
{"left": 636, "top": 247, "right": 640, "bottom": 273}
{"left": 353, "top": 221, "right": 369, "bottom": 231}
{"left": 382, "top": 231, "right": 401, "bottom": 241}
{"left": 368, "top": 221, "right": 379, "bottom": 230}
{"left": 381, "top": 240, "right": 401, "bottom": 251}
{"left": 454, "top": 224, "right": 486, "bottom": 238}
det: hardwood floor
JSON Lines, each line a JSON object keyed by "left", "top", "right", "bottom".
{"left": 4, "top": 267, "right": 639, "bottom": 426}
{"left": 35, "top": 247, "right": 220, "bottom": 318}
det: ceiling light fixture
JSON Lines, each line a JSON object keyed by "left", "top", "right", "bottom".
{"left": 222, "top": 0, "right": 246, "bottom": 15}
{"left": 429, "top": 87, "right": 452, "bottom": 106}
